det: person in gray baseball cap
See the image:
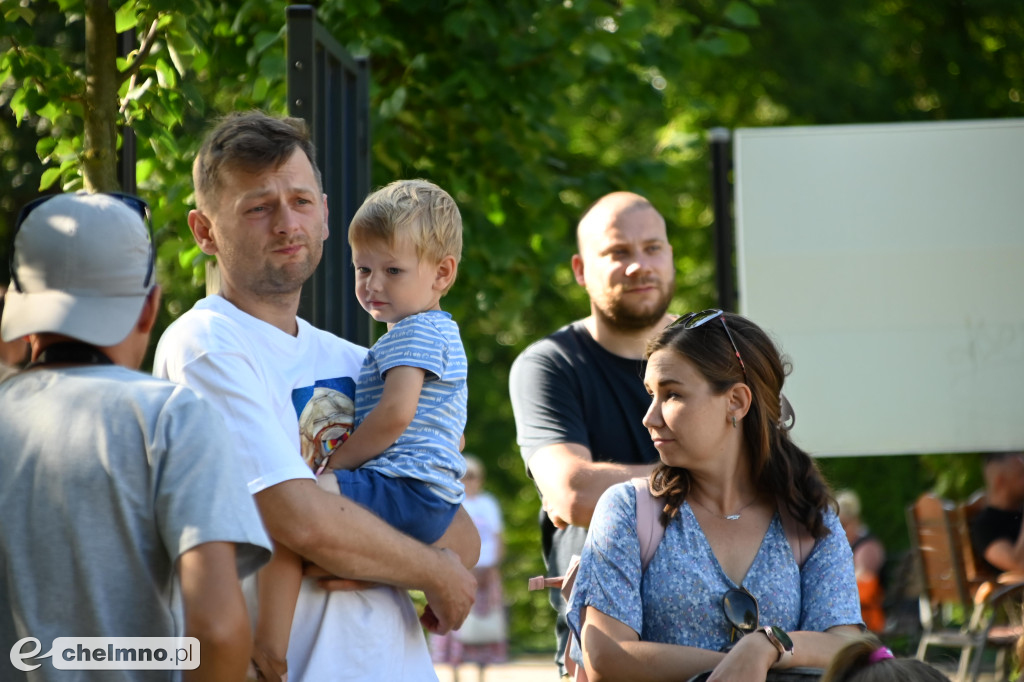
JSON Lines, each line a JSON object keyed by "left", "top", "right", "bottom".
{"left": 0, "top": 192, "right": 272, "bottom": 682}
{"left": 2, "top": 192, "right": 156, "bottom": 355}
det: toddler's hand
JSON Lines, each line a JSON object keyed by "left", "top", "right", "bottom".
{"left": 419, "top": 605, "right": 440, "bottom": 633}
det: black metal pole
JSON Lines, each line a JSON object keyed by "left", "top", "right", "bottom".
{"left": 287, "top": 4, "right": 372, "bottom": 345}
{"left": 709, "top": 127, "right": 735, "bottom": 312}
{"left": 117, "top": 28, "right": 136, "bottom": 195}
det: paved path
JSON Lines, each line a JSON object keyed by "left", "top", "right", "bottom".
{"left": 434, "top": 655, "right": 560, "bottom": 682}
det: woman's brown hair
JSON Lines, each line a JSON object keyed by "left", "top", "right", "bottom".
{"left": 646, "top": 312, "right": 832, "bottom": 538}
{"left": 821, "top": 634, "right": 948, "bottom": 682}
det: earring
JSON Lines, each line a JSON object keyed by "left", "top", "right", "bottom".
{"left": 731, "top": 415, "right": 737, "bottom": 428}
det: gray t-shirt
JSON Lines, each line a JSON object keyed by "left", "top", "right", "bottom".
{"left": 0, "top": 365, "right": 271, "bottom": 681}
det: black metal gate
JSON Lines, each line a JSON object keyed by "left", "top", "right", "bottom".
{"left": 287, "top": 4, "right": 372, "bottom": 346}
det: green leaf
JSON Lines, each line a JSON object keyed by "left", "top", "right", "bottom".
{"left": 486, "top": 205, "right": 506, "bottom": 227}
{"left": 252, "top": 76, "right": 269, "bottom": 101}
{"left": 36, "top": 136, "right": 57, "bottom": 160}
{"left": 166, "top": 41, "right": 187, "bottom": 76}
{"left": 178, "top": 243, "right": 201, "bottom": 269}
{"left": 9, "top": 87, "right": 28, "bottom": 122}
{"left": 409, "top": 53, "right": 427, "bottom": 71}
{"left": 114, "top": 2, "right": 138, "bottom": 33}
{"left": 137, "top": 157, "right": 156, "bottom": 183}
{"left": 724, "top": 1, "right": 760, "bottom": 28}
{"left": 53, "top": 137, "right": 78, "bottom": 159}
{"left": 257, "top": 52, "right": 285, "bottom": 81}
{"left": 587, "top": 42, "right": 613, "bottom": 64}
{"left": 696, "top": 28, "right": 751, "bottom": 56}
{"left": 252, "top": 30, "right": 279, "bottom": 56}
{"left": 154, "top": 58, "right": 176, "bottom": 88}
{"left": 4, "top": 6, "right": 35, "bottom": 24}
{"left": 39, "top": 166, "right": 62, "bottom": 190}
{"left": 379, "top": 86, "right": 406, "bottom": 119}
{"left": 181, "top": 80, "right": 204, "bottom": 115}
{"left": 529, "top": 233, "right": 544, "bottom": 254}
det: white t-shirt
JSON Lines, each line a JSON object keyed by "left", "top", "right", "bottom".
{"left": 154, "top": 295, "right": 437, "bottom": 681}
{"left": 463, "top": 492, "right": 503, "bottom": 568}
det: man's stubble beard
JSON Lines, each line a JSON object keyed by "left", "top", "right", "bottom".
{"left": 594, "top": 278, "right": 675, "bottom": 331}
{"left": 243, "top": 238, "right": 324, "bottom": 299}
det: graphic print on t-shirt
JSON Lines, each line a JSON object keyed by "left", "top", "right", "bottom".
{"left": 292, "top": 377, "right": 358, "bottom": 471}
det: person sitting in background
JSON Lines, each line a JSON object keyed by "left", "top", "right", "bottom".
{"left": 836, "top": 490, "right": 886, "bottom": 632}
{"left": 820, "top": 634, "right": 948, "bottom": 682}
{"left": 970, "top": 451, "right": 1024, "bottom": 575}
{"left": 567, "top": 310, "right": 863, "bottom": 682}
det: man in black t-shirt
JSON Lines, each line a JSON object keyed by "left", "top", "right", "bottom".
{"left": 509, "top": 192, "right": 677, "bottom": 677}
{"left": 969, "top": 451, "right": 1024, "bottom": 574}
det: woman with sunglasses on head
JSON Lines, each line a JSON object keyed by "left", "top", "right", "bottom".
{"left": 567, "top": 310, "right": 863, "bottom": 682}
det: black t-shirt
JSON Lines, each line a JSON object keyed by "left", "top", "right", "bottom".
{"left": 970, "top": 505, "right": 1022, "bottom": 574}
{"left": 509, "top": 320, "right": 660, "bottom": 666}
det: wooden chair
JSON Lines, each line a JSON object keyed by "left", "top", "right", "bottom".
{"left": 906, "top": 492, "right": 1024, "bottom": 681}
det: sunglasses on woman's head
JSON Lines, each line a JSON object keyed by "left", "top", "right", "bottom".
{"left": 721, "top": 586, "right": 759, "bottom": 650}
{"left": 9, "top": 192, "right": 155, "bottom": 293}
{"left": 671, "top": 309, "right": 748, "bottom": 384}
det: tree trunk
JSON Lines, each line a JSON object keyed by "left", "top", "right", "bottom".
{"left": 83, "top": 0, "right": 119, "bottom": 192}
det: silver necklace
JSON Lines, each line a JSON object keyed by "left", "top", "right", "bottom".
{"left": 689, "top": 496, "right": 759, "bottom": 521}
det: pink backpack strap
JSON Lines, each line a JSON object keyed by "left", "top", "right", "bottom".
{"left": 562, "top": 479, "right": 666, "bottom": 682}
{"left": 631, "top": 477, "right": 665, "bottom": 571}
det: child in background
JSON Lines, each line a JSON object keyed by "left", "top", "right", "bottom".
{"left": 431, "top": 454, "right": 509, "bottom": 680}
{"left": 821, "top": 635, "right": 948, "bottom": 682}
{"left": 253, "top": 179, "right": 469, "bottom": 680}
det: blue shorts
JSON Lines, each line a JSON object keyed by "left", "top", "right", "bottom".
{"left": 333, "top": 468, "right": 459, "bottom": 544}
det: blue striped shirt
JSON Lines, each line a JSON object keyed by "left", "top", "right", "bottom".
{"left": 357, "top": 311, "right": 467, "bottom": 504}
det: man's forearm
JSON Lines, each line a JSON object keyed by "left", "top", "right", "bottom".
{"left": 179, "top": 543, "right": 252, "bottom": 682}
{"left": 569, "top": 461, "right": 657, "bottom": 526}
{"left": 532, "top": 444, "right": 655, "bottom": 528}
{"left": 255, "top": 479, "right": 477, "bottom": 633}
{"left": 257, "top": 479, "right": 448, "bottom": 588}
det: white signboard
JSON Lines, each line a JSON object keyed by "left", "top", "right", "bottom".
{"left": 735, "top": 119, "right": 1024, "bottom": 456}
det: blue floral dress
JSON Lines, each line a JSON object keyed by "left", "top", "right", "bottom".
{"left": 567, "top": 482, "right": 862, "bottom": 660}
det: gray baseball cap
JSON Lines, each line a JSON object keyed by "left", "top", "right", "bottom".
{"left": 2, "top": 193, "right": 154, "bottom": 346}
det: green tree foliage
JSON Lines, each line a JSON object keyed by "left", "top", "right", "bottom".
{"left": 3, "top": 0, "right": 1022, "bottom": 656}
{"left": 310, "top": 0, "right": 768, "bottom": 650}
{"left": 0, "top": 0, "right": 293, "bottom": 321}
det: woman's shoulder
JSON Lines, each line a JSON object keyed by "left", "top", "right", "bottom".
{"left": 603, "top": 479, "right": 641, "bottom": 508}
{"left": 820, "top": 505, "right": 844, "bottom": 532}
{"left": 590, "top": 480, "right": 640, "bottom": 531}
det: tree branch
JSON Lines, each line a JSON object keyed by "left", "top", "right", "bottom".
{"left": 120, "top": 15, "right": 161, "bottom": 86}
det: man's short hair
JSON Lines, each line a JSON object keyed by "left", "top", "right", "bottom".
{"left": 192, "top": 111, "right": 321, "bottom": 208}
{"left": 349, "top": 179, "right": 463, "bottom": 270}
